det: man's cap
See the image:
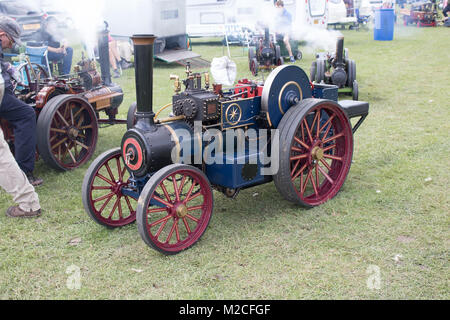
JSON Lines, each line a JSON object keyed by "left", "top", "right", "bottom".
{"left": 0, "top": 16, "right": 22, "bottom": 45}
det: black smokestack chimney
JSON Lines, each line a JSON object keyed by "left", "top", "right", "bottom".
{"left": 98, "top": 29, "right": 112, "bottom": 86}
{"left": 131, "top": 34, "right": 157, "bottom": 126}
{"left": 335, "top": 36, "right": 345, "bottom": 68}
{"left": 264, "top": 27, "right": 270, "bottom": 48}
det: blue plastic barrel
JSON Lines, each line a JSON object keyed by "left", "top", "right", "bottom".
{"left": 374, "top": 9, "right": 395, "bottom": 41}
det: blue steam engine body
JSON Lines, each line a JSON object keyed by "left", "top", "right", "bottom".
{"left": 82, "top": 35, "right": 369, "bottom": 255}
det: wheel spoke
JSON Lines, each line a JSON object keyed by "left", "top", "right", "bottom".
{"left": 323, "top": 144, "right": 337, "bottom": 152}
{"left": 292, "top": 162, "right": 308, "bottom": 181}
{"left": 98, "top": 193, "right": 114, "bottom": 213}
{"left": 172, "top": 174, "right": 180, "bottom": 202}
{"left": 116, "top": 157, "right": 123, "bottom": 181}
{"left": 310, "top": 171, "right": 319, "bottom": 197}
{"left": 65, "top": 143, "right": 77, "bottom": 164}
{"left": 118, "top": 197, "right": 123, "bottom": 219}
{"left": 178, "top": 175, "right": 188, "bottom": 196}
{"left": 152, "top": 195, "right": 174, "bottom": 208}
{"left": 108, "top": 196, "right": 120, "bottom": 219}
{"left": 92, "top": 186, "right": 112, "bottom": 190}
{"left": 51, "top": 137, "right": 68, "bottom": 150}
{"left": 184, "top": 181, "right": 197, "bottom": 202}
{"left": 303, "top": 118, "right": 314, "bottom": 144}
{"left": 323, "top": 132, "right": 344, "bottom": 145}
{"left": 125, "top": 196, "right": 134, "bottom": 213}
{"left": 149, "top": 214, "right": 171, "bottom": 228}
{"left": 96, "top": 173, "right": 115, "bottom": 186}
{"left": 319, "top": 114, "right": 335, "bottom": 133}
{"left": 75, "top": 140, "right": 89, "bottom": 150}
{"left": 93, "top": 192, "right": 115, "bottom": 203}
{"left": 105, "top": 163, "right": 116, "bottom": 183}
{"left": 73, "top": 107, "right": 85, "bottom": 120}
{"left": 291, "top": 159, "right": 300, "bottom": 177}
{"left": 188, "top": 205, "right": 203, "bottom": 211}
{"left": 147, "top": 207, "right": 168, "bottom": 214}
{"left": 290, "top": 154, "right": 308, "bottom": 161}
{"left": 316, "top": 109, "right": 321, "bottom": 139}
{"left": 56, "top": 110, "right": 70, "bottom": 127}
{"left": 294, "top": 136, "right": 310, "bottom": 150}
{"left": 311, "top": 110, "right": 320, "bottom": 139}
{"left": 183, "top": 218, "right": 192, "bottom": 234}
{"left": 175, "top": 222, "right": 181, "bottom": 242}
{"left": 318, "top": 166, "right": 334, "bottom": 184}
{"left": 186, "top": 214, "right": 199, "bottom": 223}
{"left": 186, "top": 191, "right": 202, "bottom": 203}
{"left": 70, "top": 105, "right": 74, "bottom": 126}
{"left": 315, "top": 165, "right": 320, "bottom": 189}
{"left": 160, "top": 183, "right": 172, "bottom": 204}
{"left": 50, "top": 128, "right": 66, "bottom": 134}
{"left": 155, "top": 219, "right": 170, "bottom": 239}
{"left": 165, "top": 222, "right": 177, "bottom": 244}
{"left": 320, "top": 159, "right": 332, "bottom": 171}
{"left": 77, "top": 114, "right": 85, "bottom": 128}
{"left": 324, "top": 154, "right": 343, "bottom": 161}
{"left": 302, "top": 169, "right": 312, "bottom": 196}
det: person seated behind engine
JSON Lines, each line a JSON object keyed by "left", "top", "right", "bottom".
{"left": 108, "top": 32, "right": 132, "bottom": 78}
{"left": 274, "top": 0, "right": 295, "bottom": 63}
{"left": 444, "top": 1, "right": 450, "bottom": 20}
{"left": 0, "top": 16, "right": 43, "bottom": 187}
{"left": 32, "top": 17, "right": 73, "bottom": 75}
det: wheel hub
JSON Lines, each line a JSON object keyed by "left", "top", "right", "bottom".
{"left": 175, "top": 204, "right": 188, "bottom": 219}
{"left": 311, "top": 146, "right": 325, "bottom": 161}
{"left": 68, "top": 127, "right": 80, "bottom": 140}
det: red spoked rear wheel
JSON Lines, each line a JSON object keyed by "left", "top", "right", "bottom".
{"left": 82, "top": 148, "right": 137, "bottom": 228}
{"left": 137, "top": 164, "right": 213, "bottom": 255}
{"left": 274, "top": 99, "right": 354, "bottom": 207}
{"left": 37, "top": 95, "right": 98, "bottom": 171}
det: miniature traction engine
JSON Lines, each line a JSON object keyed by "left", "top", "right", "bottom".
{"left": 82, "top": 34, "right": 370, "bottom": 255}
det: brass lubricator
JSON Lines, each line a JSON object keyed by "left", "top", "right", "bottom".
{"left": 204, "top": 72, "right": 210, "bottom": 90}
{"left": 170, "top": 75, "right": 181, "bottom": 93}
{"left": 185, "top": 62, "right": 192, "bottom": 77}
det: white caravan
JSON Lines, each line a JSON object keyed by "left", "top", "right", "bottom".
{"left": 103, "top": 0, "right": 204, "bottom": 65}
{"left": 186, "top": 0, "right": 328, "bottom": 38}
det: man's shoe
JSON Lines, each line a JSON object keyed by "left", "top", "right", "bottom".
{"left": 113, "top": 69, "right": 120, "bottom": 78}
{"left": 26, "top": 172, "right": 43, "bottom": 187}
{"left": 290, "top": 56, "right": 295, "bottom": 63}
{"left": 6, "top": 206, "right": 41, "bottom": 218}
{"left": 120, "top": 60, "right": 133, "bottom": 69}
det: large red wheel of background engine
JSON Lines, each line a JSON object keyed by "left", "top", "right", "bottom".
{"left": 36, "top": 94, "right": 98, "bottom": 171}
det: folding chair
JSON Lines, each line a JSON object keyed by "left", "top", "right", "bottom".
{"left": 25, "top": 44, "right": 52, "bottom": 78}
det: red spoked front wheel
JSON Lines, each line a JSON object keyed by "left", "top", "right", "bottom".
{"left": 82, "top": 148, "right": 137, "bottom": 228}
{"left": 137, "top": 164, "right": 214, "bottom": 255}
{"left": 274, "top": 99, "right": 354, "bottom": 208}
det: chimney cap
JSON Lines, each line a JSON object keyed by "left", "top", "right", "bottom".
{"left": 131, "top": 34, "right": 157, "bottom": 46}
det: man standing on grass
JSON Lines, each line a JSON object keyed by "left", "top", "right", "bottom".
{"left": 0, "top": 59, "right": 41, "bottom": 218}
{"left": 274, "top": 1, "right": 295, "bottom": 63}
{"left": 0, "top": 16, "right": 43, "bottom": 187}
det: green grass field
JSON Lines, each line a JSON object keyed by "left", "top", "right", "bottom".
{"left": 0, "top": 25, "right": 449, "bottom": 300}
